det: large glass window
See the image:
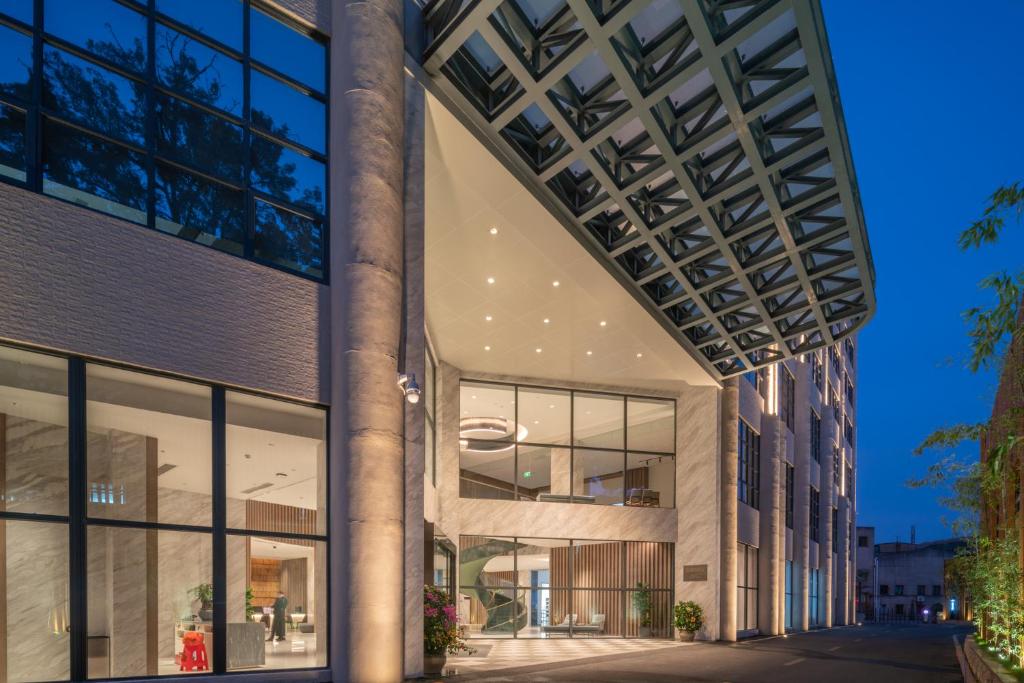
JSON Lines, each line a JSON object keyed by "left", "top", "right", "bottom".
{"left": 810, "top": 410, "right": 821, "bottom": 462}
{"left": 785, "top": 463, "right": 794, "bottom": 529}
{"left": 736, "top": 543, "right": 758, "bottom": 632}
{"left": 809, "top": 568, "right": 821, "bottom": 626}
{"left": 780, "top": 367, "right": 795, "bottom": 432}
{"left": 225, "top": 391, "right": 327, "bottom": 671}
{"left": 809, "top": 487, "right": 820, "bottom": 543}
{"left": 784, "top": 560, "right": 794, "bottom": 630}
{"left": 0, "top": 343, "right": 329, "bottom": 679}
{"left": 458, "top": 537, "right": 672, "bottom": 639}
{"left": 0, "top": 346, "right": 70, "bottom": 682}
{"left": 458, "top": 381, "right": 676, "bottom": 507}
{"left": 0, "top": 0, "right": 328, "bottom": 280}
{"left": 738, "top": 419, "right": 759, "bottom": 510}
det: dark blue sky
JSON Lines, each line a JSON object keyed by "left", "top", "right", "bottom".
{"left": 822, "top": 1, "right": 1024, "bottom": 542}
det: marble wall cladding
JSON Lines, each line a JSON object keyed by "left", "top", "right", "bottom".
{"left": 5, "top": 519, "right": 70, "bottom": 683}
{"left": 456, "top": 498, "right": 677, "bottom": 541}
{"left": 675, "top": 384, "right": 721, "bottom": 641}
{"left": 3, "top": 415, "right": 68, "bottom": 516}
{"left": 88, "top": 525, "right": 150, "bottom": 677}
{"left": 157, "top": 528, "right": 212, "bottom": 658}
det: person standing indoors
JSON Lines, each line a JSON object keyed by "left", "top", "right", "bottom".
{"left": 269, "top": 591, "right": 288, "bottom": 642}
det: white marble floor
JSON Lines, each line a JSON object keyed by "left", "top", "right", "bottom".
{"left": 446, "top": 637, "right": 687, "bottom": 676}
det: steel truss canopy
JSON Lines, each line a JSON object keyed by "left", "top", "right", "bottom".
{"left": 419, "top": 0, "right": 875, "bottom": 380}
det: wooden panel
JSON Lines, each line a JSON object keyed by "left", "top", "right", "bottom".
{"left": 244, "top": 500, "right": 316, "bottom": 547}
{"left": 250, "top": 558, "right": 281, "bottom": 609}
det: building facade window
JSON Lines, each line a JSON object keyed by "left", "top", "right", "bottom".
{"left": 916, "top": 585, "right": 925, "bottom": 596}
{"left": 0, "top": 342, "right": 329, "bottom": 679}
{"left": 810, "top": 410, "right": 821, "bottom": 462}
{"left": 785, "top": 463, "right": 794, "bottom": 529}
{"left": 832, "top": 445, "right": 840, "bottom": 486}
{"left": 831, "top": 507, "right": 838, "bottom": 553}
{"left": 932, "top": 585, "right": 942, "bottom": 596}
{"left": 459, "top": 537, "right": 673, "bottom": 638}
{"left": 828, "top": 344, "right": 841, "bottom": 375}
{"left": 425, "top": 347, "right": 437, "bottom": 487}
{"left": 846, "top": 465, "right": 853, "bottom": 497}
{"left": 736, "top": 543, "right": 759, "bottom": 632}
{"left": 458, "top": 382, "right": 676, "bottom": 508}
{"left": 844, "top": 373, "right": 855, "bottom": 407}
{"left": 858, "top": 535, "right": 868, "bottom": 548}
{"left": 831, "top": 387, "right": 842, "bottom": 426}
{"left": 784, "top": 560, "right": 794, "bottom": 630}
{"left": 810, "top": 351, "right": 823, "bottom": 391}
{"left": 880, "top": 584, "right": 889, "bottom": 596}
{"left": 808, "top": 568, "right": 820, "bottom": 626}
{"left": 0, "top": 0, "right": 328, "bottom": 280}
{"left": 780, "top": 367, "right": 795, "bottom": 432}
{"left": 809, "top": 487, "right": 820, "bottom": 543}
{"left": 844, "top": 338, "right": 855, "bottom": 366}
{"left": 844, "top": 417, "right": 854, "bottom": 447}
{"left": 895, "top": 584, "right": 904, "bottom": 596}
{"left": 738, "top": 419, "right": 760, "bottom": 510}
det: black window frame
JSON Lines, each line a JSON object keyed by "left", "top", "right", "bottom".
{"left": 736, "top": 542, "right": 759, "bottom": 632}
{"left": 0, "top": 338, "right": 330, "bottom": 680}
{"left": 810, "top": 409, "right": 821, "bottom": 463}
{"left": 779, "top": 367, "right": 795, "bottom": 432}
{"left": 879, "top": 584, "right": 889, "bottom": 596}
{"left": 832, "top": 443, "right": 840, "bottom": 486}
{"left": 809, "top": 486, "right": 820, "bottom": 543}
{"left": 457, "top": 379, "right": 678, "bottom": 508}
{"left": 857, "top": 535, "right": 867, "bottom": 548}
{"left": 831, "top": 507, "right": 838, "bottom": 553}
{"left": 0, "top": 0, "right": 330, "bottom": 282}
{"left": 738, "top": 418, "right": 760, "bottom": 510}
{"left": 810, "top": 351, "right": 823, "bottom": 390}
{"left": 785, "top": 462, "right": 794, "bottom": 529}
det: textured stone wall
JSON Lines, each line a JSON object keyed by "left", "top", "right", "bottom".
{"left": 0, "top": 184, "right": 329, "bottom": 404}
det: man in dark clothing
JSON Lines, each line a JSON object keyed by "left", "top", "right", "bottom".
{"left": 269, "top": 592, "right": 288, "bottom": 642}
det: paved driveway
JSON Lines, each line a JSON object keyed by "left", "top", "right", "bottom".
{"left": 444, "top": 622, "right": 971, "bottom": 682}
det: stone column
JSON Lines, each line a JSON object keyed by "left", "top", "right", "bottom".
{"left": 720, "top": 379, "right": 739, "bottom": 642}
{"left": 836, "top": 496, "right": 850, "bottom": 625}
{"left": 402, "top": 71, "right": 427, "bottom": 679}
{"left": 758, "top": 415, "right": 781, "bottom": 635}
{"left": 794, "top": 404, "right": 810, "bottom": 631}
{"left": 330, "top": 0, "right": 406, "bottom": 680}
{"left": 820, "top": 414, "right": 834, "bottom": 629}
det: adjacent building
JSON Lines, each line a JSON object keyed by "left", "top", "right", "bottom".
{"left": 855, "top": 527, "right": 967, "bottom": 622}
{"left": 0, "top": 0, "right": 875, "bottom": 681}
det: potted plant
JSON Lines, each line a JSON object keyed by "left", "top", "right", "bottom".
{"left": 632, "top": 582, "right": 653, "bottom": 637}
{"left": 423, "top": 585, "right": 471, "bottom": 675}
{"left": 674, "top": 600, "right": 703, "bottom": 642}
{"left": 245, "top": 587, "right": 259, "bottom": 620}
{"left": 190, "top": 583, "right": 214, "bottom": 622}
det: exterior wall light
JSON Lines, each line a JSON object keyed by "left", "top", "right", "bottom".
{"left": 397, "top": 373, "right": 421, "bottom": 404}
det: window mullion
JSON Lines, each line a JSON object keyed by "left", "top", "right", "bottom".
{"left": 68, "top": 357, "right": 87, "bottom": 683}
{"left": 212, "top": 386, "right": 227, "bottom": 674}
{"left": 242, "top": 0, "right": 254, "bottom": 260}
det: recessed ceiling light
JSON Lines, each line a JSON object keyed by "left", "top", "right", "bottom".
{"left": 535, "top": 348, "right": 542, "bottom": 353}
{"left": 487, "top": 277, "right": 495, "bottom": 284}
{"left": 586, "top": 350, "right": 593, "bottom": 356}
{"left": 533, "top": 420, "right": 540, "bottom": 425}
{"left": 548, "top": 404, "right": 555, "bottom": 409}
{"left": 485, "top": 315, "right": 493, "bottom": 321}
{"left": 489, "top": 227, "right": 498, "bottom": 235}
{"left": 636, "top": 352, "right": 643, "bottom": 358}
{"left": 543, "top": 318, "right": 550, "bottom": 324}
{"left": 599, "top": 321, "right": 607, "bottom": 327}
{"left": 471, "top": 395, "right": 477, "bottom": 400}
{"left": 484, "top": 345, "right": 491, "bottom": 351}
{"left": 552, "top": 280, "right": 560, "bottom": 287}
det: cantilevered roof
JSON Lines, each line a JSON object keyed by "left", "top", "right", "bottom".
{"left": 419, "top": 0, "right": 875, "bottom": 380}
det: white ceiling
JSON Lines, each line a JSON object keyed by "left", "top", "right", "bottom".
{"left": 424, "top": 92, "right": 717, "bottom": 391}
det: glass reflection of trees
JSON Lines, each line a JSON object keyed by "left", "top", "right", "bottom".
{"left": 0, "top": 0, "right": 326, "bottom": 279}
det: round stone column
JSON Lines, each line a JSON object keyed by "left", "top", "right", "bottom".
{"left": 720, "top": 378, "right": 739, "bottom": 642}
{"left": 759, "top": 415, "right": 782, "bottom": 635}
{"left": 330, "top": 0, "right": 406, "bottom": 680}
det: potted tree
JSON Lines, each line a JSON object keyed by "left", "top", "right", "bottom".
{"left": 632, "top": 582, "right": 653, "bottom": 638}
{"left": 423, "top": 585, "right": 471, "bottom": 675}
{"left": 190, "top": 583, "right": 214, "bottom": 622}
{"left": 673, "top": 600, "right": 703, "bottom": 642}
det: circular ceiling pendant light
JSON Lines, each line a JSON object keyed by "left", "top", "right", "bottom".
{"left": 459, "top": 416, "right": 528, "bottom": 452}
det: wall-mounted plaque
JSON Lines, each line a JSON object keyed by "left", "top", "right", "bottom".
{"left": 683, "top": 564, "right": 708, "bottom": 582}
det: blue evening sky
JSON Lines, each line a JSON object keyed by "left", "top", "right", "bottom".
{"left": 822, "top": 1, "right": 1024, "bottom": 543}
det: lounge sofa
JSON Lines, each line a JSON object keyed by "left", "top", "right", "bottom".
{"left": 541, "top": 613, "right": 605, "bottom": 637}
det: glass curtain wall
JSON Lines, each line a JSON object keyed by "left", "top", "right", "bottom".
{"left": 458, "top": 381, "right": 675, "bottom": 508}
{"left": 736, "top": 543, "right": 758, "bottom": 632}
{"left": 0, "top": 342, "right": 328, "bottom": 680}
{"left": 784, "top": 560, "right": 794, "bottom": 630}
{"left": 0, "top": 0, "right": 328, "bottom": 279}
{"left": 809, "top": 568, "right": 821, "bottom": 627}
{"left": 458, "top": 537, "right": 673, "bottom": 639}
{"left": 0, "top": 346, "right": 70, "bottom": 683}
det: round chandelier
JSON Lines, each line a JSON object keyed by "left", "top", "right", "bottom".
{"left": 459, "top": 416, "right": 528, "bottom": 452}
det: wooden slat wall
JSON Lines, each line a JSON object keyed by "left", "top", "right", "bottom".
{"left": 250, "top": 558, "right": 281, "bottom": 608}
{"left": 245, "top": 500, "right": 316, "bottom": 547}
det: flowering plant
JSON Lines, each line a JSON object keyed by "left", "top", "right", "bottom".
{"left": 673, "top": 600, "right": 704, "bottom": 633}
{"left": 424, "top": 585, "right": 472, "bottom": 656}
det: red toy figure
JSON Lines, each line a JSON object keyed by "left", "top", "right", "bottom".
{"left": 180, "top": 631, "right": 209, "bottom": 672}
